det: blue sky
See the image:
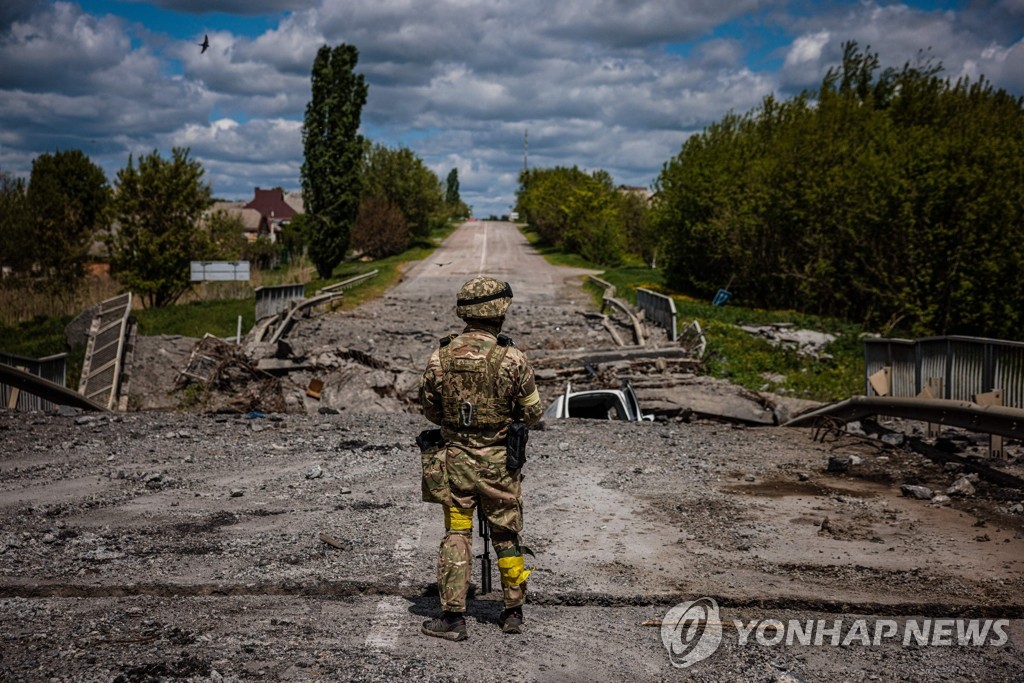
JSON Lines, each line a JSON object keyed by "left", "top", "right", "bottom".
{"left": 1, "top": 1, "right": 1022, "bottom": 217}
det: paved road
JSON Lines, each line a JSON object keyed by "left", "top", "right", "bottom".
{"left": 393, "top": 220, "right": 595, "bottom": 305}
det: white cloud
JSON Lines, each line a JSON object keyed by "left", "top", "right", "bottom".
{"left": 961, "top": 38, "right": 1024, "bottom": 92}
{"left": 785, "top": 30, "right": 830, "bottom": 68}
{"left": 162, "top": 117, "right": 302, "bottom": 162}
{"left": 2, "top": 0, "right": 1022, "bottom": 216}
{"left": 0, "top": 2, "right": 131, "bottom": 93}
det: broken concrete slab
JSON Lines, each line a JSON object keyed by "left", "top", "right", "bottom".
{"left": 638, "top": 385, "right": 775, "bottom": 425}
{"left": 739, "top": 324, "right": 837, "bottom": 358}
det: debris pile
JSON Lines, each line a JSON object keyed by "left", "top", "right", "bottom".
{"left": 172, "top": 332, "right": 420, "bottom": 416}
{"left": 175, "top": 335, "right": 287, "bottom": 414}
{"left": 740, "top": 323, "right": 836, "bottom": 359}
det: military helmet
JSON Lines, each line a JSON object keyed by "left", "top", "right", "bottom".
{"left": 456, "top": 276, "right": 513, "bottom": 319}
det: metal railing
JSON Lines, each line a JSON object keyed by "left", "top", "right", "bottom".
{"left": 636, "top": 288, "right": 678, "bottom": 342}
{"left": 588, "top": 276, "right": 645, "bottom": 346}
{"left": 863, "top": 335, "right": 1024, "bottom": 409}
{"left": 0, "top": 352, "right": 68, "bottom": 411}
{"left": 78, "top": 293, "right": 133, "bottom": 410}
{"left": 318, "top": 269, "right": 379, "bottom": 294}
{"left": 255, "top": 283, "right": 306, "bottom": 321}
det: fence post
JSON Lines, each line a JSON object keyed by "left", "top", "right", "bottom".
{"left": 922, "top": 376, "right": 943, "bottom": 438}
{"left": 974, "top": 390, "right": 1005, "bottom": 460}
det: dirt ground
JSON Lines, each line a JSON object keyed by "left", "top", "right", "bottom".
{"left": 1, "top": 221, "right": 1022, "bottom": 682}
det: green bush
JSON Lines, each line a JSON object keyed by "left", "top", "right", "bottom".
{"left": 653, "top": 43, "right": 1024, "bottom": 339}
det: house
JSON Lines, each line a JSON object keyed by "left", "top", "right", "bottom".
{"left": 244, "top": 187, "right": 300, "bottom": 242}
{"left": 207, "top": 187, "right": 304, "bottom": 244}
{"left": 208, "top": 201, "right": 264, "bottom": 243}
{"left": 617, "top": 185, "right": 654, "bottom": 202}
{"left": 283, "top": 191, "right": 304, "bottom": 215}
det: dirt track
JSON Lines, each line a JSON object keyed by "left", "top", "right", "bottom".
{"left": 1, "top": 221, "right": 1023, "bottom": 681}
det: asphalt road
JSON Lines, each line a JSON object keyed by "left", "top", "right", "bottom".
{"left": 392, "top": 220, "right": 594, "bottom": 304}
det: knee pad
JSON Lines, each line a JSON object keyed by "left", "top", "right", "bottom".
{"left": 444, "top": 506, "right": 474, "bottom": 534}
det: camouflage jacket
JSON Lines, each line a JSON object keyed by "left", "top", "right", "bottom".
{"left": 419, "top": 324, "right": 542, "bottom": 449}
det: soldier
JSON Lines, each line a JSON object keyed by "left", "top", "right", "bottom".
{"left": 418, "top": 276, "right": 543, "bottom": 641}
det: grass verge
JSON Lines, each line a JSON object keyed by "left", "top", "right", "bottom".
{"left": 523, "top": 228, "right": 864, "bottom": 403}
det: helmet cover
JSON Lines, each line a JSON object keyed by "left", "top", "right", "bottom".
{"left": 456, "top": 276, "right": 513, "bottom": 319}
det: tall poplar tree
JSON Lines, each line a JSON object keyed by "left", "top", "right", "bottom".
{"left": 445, "top": 168, "right": 460, "bottom": 206}
{"left": 301, "top": 44, "right": 368, "bottom": 279}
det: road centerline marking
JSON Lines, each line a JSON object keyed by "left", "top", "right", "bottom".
{"left": 364, "top": 526, "right": 424, "bottom": 649}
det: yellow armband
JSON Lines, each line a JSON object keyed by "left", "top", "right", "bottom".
{"left": 444, "top": 506, "right": 474, "bottom": 532}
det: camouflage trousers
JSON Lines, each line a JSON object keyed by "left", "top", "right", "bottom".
{"left": 437, "top": 443, "right": 526, "bottom": 612}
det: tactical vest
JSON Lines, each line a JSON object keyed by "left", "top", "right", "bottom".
{"left": 439, "top": 334, "right": 512, "bottom": 431}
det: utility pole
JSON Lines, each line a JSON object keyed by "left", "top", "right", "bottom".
{"left": 523, "top": 129, "right": 528, "bottom": 173}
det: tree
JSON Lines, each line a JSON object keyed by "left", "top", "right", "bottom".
{"left": 107, "top": 148, "right": 212, "bottom": 308}
{"left": 0, "top": 170, "right": 31, "bottom": 276}
{"left": 25, "top": 150, "right": 109, "bottom": 300}
{"left": 444, "top": 167, "right": 468, "bottom": 218}
{"left": 619, "top": 190, "right": 656, "bottom": 266}
{"left": 301, "top": 43, "right": 368, "bottom": 279}
{"left": 279, "top": 212, "right": 310, "bottom": 262}
{"left": 445, "top": 168, "right": 459, "bottom": 204}
{"left": 243, "top": 236, "right": 281, "bottom": 271}
{"left": 200, "top": 209, "right": 247, "bottom": 261}
{"left": 361, "top": 143, "right": 444, "bottom": 240}
{"left": 516, "top": 166, "right": 628, "bottom": 266}
{"left": 351, "top": 196, "right": 409, "bottom": 258}
{"left": 652, "top": 42, "right": 1024, "bottom": 338}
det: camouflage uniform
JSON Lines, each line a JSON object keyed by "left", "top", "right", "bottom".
{"left": 419, "top": 277, "right": 543, "bottom": 618}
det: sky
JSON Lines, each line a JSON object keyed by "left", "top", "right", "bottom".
{"left": 0, "top": 1, "right": 1022, "bottom": 218}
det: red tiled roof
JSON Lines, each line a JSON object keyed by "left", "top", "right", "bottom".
{"left": 244, "top": 187, "right": 297, "bottom": 220}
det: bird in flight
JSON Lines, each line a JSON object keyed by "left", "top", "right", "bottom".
{"left": 198, "top": 34, "right": 210, "bottom": 54}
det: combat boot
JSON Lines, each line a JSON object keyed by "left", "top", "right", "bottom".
{"left": 499, "top": 607, "right": 524, "bottom": 634}
{"left": 421, "top": 612, "right": 468, "bottom": 641}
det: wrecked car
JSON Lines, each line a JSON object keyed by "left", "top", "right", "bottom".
{"left": 542, "top": 381, "right": 653, "bottom": 422}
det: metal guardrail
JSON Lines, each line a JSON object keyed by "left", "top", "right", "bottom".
{"left": 587, "top": 275, "right": 615, "bottom": 297}
{"left": 267, "top": 290, "right": 345, "bottom": 344}
{"left": 0, "top": 363, "right": 107, "bottom": 412}
{"left": 786, "top": 395, "right": 1024, "bottom": 441}
{"left": 318, "top": 269, "right": 379, "bottom": 294}
{"left": 588, "top": 276, "right": 645, "bottom": 346}
{"left": 0, "top": 352, "right": 68, "bottom": 411}
{"left": 636, "top": 288, "right": 678, "bottom": 342}
{"left": 255, "top": 283, "right": 306, "bottom": 321}
{"left": 249, "top": 271, "right": 379, "bottom": 344}
{"left": 863, "top": 336, "right": 1024, "bottom": 409}
{"left": 78, "top": 293, "right": 133, "bottom": 410}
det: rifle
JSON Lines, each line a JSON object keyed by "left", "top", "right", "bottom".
{"left": 477, "top": 505, "right": 492, "bottom": 594}
{"left": 477, "top": 422, "right": 528, "bottom": 593}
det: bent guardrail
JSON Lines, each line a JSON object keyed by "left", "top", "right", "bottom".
{"left": 863, "top": 336, "right": 1024, "bottom": 409}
